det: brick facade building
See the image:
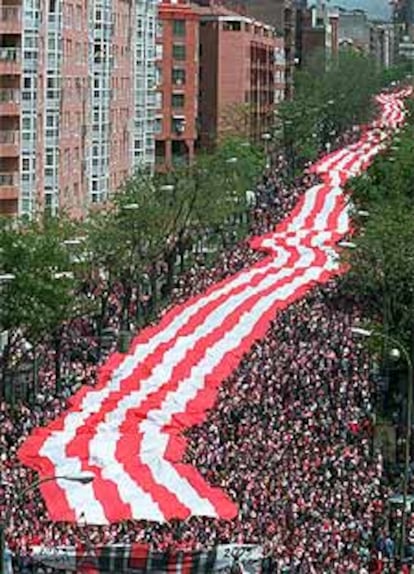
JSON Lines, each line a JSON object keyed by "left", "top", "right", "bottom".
{"left": 155, "top": 0, "right": 199, "bottom": 170}
{"left": 219, "top": 0, "right": 295, "bottom": 100}
{"left": 195, "top": 3, "right": 285, "bottom": 147}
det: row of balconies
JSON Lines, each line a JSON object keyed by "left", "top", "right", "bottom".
{"left": 0, "top": 172, "right": 18, "bottom": 201}
{"left": 0, "top": 47, "right": 21, "bottom": 74}
{"left": 0, "top": 130, "right": 19, "bottom": 156}
{"left": 0, "top": 0, "right": 20, "bottom": 209}
{"left": 0, "top": 130, "right": 18, "bottom": 143}
{"left": 0, "top": 172, "right": 18, "bottom": 185}
{"left": 0, "top": 6, "right": 21, "bottom": 33}
{"left": 0, "top": 88, "right": 20, "bottom": 115}
{"left": 0, "top": 47, "right": 20, "bottom": 61}
{"left": 0, "top": 88, "right": 19, "bottom": 103}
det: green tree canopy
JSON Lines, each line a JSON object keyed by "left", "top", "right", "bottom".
{"left": 343, "top": 91, "right": 414, "bottom": 345}
{"left": 276, "top": 51, "right": 385, "bottom": 174}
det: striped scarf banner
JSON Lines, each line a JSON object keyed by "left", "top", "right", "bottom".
{"left": 29, "top": 543, "right": 262, "bottom": 573}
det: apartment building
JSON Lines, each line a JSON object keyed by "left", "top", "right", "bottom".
{"left": 296, "top": 4, "right": 339, "bottom": 68}
{"left": 218, "top": 0, "right": 295, "bottom": 100}
{"left": 195, "top": 3, "right": 285, "bottom": 147}
{"left": 155, "top": 0, "right": 199, "bottom": 171}
{"left": 394, "top": 0, "right": 414, "bottom": 61}
{"left": 337, "top": 8, "right": 370, "bottom": 54}
{"left": 370, "top": 22, "right": 395, "bottom": 69}
{"left": 0, "top": 0, "right": 157, "bottom": 217}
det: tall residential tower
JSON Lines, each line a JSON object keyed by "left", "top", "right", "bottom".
{"left": 0, "top": 0, "right": 157, "bottom": 217}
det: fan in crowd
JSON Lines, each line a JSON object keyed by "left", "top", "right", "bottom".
{"left": 0, "top": 126, "right": 403, "bottom": 573}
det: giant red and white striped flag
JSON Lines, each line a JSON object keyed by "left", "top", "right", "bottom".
{"left": 18, "top": 88, "right": 412, "bottom": 524}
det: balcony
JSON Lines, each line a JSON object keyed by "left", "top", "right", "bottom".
{"left": 0, "top": 130, "right": 19, "bottom": 156}
{"left": 0, "top": 88, "right": 20, "bottom": 115}
{"left": 0, "top": 47, "right": 21, "bottom": 74}
{"left": 0, "top": 172, "right": 18, "bottom": 200}
{"left": 0, "top": 6, "right": 21, "bottom": 33}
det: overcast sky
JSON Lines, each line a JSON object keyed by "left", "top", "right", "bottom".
{"left": 330, "top": 0, "right": 391, "bottom": 20}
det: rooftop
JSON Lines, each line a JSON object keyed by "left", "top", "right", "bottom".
{"left": 192, "top": 1, "right": 276, "bottom": 31}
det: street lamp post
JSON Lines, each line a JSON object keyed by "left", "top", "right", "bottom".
{"left": 282, "top": 119, "right": 294, "bottom": 179}
{"left": 261, "top": 132, "right": 272, "bottom": 169}
{"left": 0, "top": 274, "right": 16, "bottom": 402}
{"left": 0, "top": 274, "right": 15, "bottom": 283}
{"left": 351, "top": 326, "right": 413, "bottom": 560}
{"left": 0, "top": 474, "right": 93, "bottom": 574}
{"left": 118, "top": 203, "right": 142, "bottom": 353}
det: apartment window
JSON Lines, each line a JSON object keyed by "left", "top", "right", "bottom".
{"left": 171, "top": 93, "right": 185, "bottom": 108}
{"left": 171, "top": 117, "right": 185, "bottom": 134}
{"left": 47, "top": 79, "right": 60, "bottom": 99}
{"left": 155, "top": 65, "right": 163, "bottom": 85}
{"left": 22, "top": 199, "right": 31, "bottom": 212}
{"left": 25, "top": 36, "right": 38, "bottom": 49}
{"left": 76, "top": 4, "right": 81, "bottom": 28}
{"left": 172, "top": 67, "right": 186, "bottom": 85}
{"left": 48, "top": 77, "right": 60, "bottom": 90}
{"left": 23, "top": 51, "right": 36, "bottom": 61}
{"left": 155, "top": 91, "right": 163, "bottom": 109}
{"left": 173, "top": 19, "right": 186, "bottom": 37}
{"left": 156, "top": 44, "right": 163, "bottom": 60}
{"left": 75, "top": 42, "right": 81, "bottom": 62}
{"left": 223, "top": 20, "right": 241, "bottom": 32}
{"left": 154, "top": 118, "right": 162, "bottom": 134}
{"left": 156, "top": 19, "right": 163, "bottom": 37}
{"left": 172, "top": 44, "right": 186, "bottom": 61}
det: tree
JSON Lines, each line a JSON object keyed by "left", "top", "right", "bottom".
{"left": 350, "top": 106, "right": 414, "bottom": 209}
{"left": 155, "top": 137, "right": 265, "bottom": 293}
{"left": 0, "top": 215, "right": 84, "bottom": 395}
{"left": 344, "top": 197, "right": 414, "bottom": 346}
{"left": 218, "top": 103, "right": 254, "bottom": 141}
{"left": 343, "top": 101, "right": 414, "bottom": 346}
{"left": 83, "top": 171, "right": 172, "bottom": 351}
{"left": 275, "top": 51, "right": 384, "bottom": 176}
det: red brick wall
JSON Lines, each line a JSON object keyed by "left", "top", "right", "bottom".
{"left": 198, "top": 20, "right": 219, "bottom": 147}
{"left": 156, "top": 2, "right": 199, "bottom": 169}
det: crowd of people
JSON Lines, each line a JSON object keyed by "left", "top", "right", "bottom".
{"left": 0, "top": 124, "right": 407, "bottom": 573}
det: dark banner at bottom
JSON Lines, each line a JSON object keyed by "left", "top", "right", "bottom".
{"left": 12, "top": 543, "right": 263, "bottom": 574}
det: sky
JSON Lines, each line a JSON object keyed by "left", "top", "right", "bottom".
{"left": 331, "top": 0, "right": 391, "bottom": 20}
